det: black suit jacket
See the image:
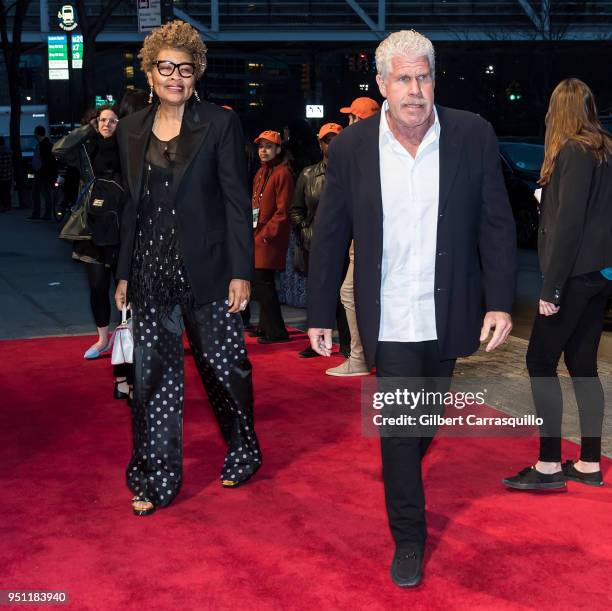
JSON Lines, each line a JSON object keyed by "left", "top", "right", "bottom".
{"left": 538, "top": 141, "right": 612, "bottom": 304}
{"left": 307, "top": 105, "right": 517, "bottom": 367}
{"left": 116, "top": 101, "right": 253, "bottom": 304}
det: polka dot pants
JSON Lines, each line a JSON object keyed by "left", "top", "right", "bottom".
{"left": 127, "top": 300, "right": 262, "bottom": 507}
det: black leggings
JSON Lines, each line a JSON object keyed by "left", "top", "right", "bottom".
{"left": 526, "top": 272, "right": 611, "bottom": 462}
{"left": 86, "top": 262, "right": 112, "bottom": 328}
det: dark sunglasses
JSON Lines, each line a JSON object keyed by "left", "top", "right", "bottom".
{"left": 155, "top": 60, "right": 196, "bottom": 78}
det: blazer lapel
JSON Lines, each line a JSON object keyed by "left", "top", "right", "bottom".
{"left": 437, "top": 105, "right": 461, "bottom": 217}
{"left": 171, "top": 104, "right": 211, "bottom": 202}
{"left": 356, "top": 114, "right": 384, "bottom": 260}
{"left": 126, "top": 104, "right": 155, "bottom": 204}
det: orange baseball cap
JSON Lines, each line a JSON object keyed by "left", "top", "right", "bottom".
{"left": 318, "top": 123, "right": 343, "bottom": 139}
{"left": 254, "top": 130, "right": 282, "bottom": 145}
{"left": 339, "top": 97, "right": 380, "bottom": 119}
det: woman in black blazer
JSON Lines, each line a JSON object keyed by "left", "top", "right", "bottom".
{"left": 114, "top": 20, "right": 261, "bottom": 515}
{"left": 504, "top": 78, "right": 612, "bottom": 491}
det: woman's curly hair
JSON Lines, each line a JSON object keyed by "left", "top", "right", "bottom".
{"left": 138, "top": 20, "right": 207, "bottom": 80}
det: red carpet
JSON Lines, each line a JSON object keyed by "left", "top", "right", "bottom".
{"left": 1, "top": 331, "right": 611, "bottom": 610}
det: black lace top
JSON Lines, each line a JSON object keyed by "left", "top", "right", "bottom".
{"left": 129, "top": 133, "right": 192, "bottom": 316}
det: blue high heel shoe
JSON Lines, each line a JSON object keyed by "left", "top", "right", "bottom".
{"left": 83, "top": 337, "right": 113, "bottom": 360}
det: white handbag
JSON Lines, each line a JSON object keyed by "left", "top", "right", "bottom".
{"left": 111, "top": 306, "right": 134, "bottom": 365}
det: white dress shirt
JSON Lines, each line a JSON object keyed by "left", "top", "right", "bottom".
{"left": 378, "top": 101, "right": 440, "bottom": 342}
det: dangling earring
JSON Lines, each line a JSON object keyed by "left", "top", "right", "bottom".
{"left": 148, "top": 85, "right": 154, "bottom": 104}
{"left": 194, "top": 90, "right": 201, "bottom": 103}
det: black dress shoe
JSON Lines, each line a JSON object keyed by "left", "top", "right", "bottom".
{"left": 298, "top": 346, "right": 319, "bottom": 358}
{"left": 562, "top": 460, "right": 603, "bottom": 487}
{"left": 257, "top": 335, "right": 290, "bottom": 344}
{"left": 390, "top": 544, "right": 423, "bottom": 588}
{"left": 502, "top": 465, "right": 566, "bottom": 491}
{"left": 247, "top": 327, "right": 263, "bottom": 338}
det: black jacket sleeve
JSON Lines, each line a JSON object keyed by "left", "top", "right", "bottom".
{"left": 307, "top": 139, "right": 352, "bottom": 329}
{"left": 540, "top": 143, "right": 594, "bottom": 304}
{"left": 115, "top": 122, "right": 136, "bottom": 282}
{"left": 216, "top": 111, "right": 253, "bottom": 281}
{"left": 477, "top": 120, "right": 517, "bottom": 313}
{"left": 52, "top": 124, "right": 95, "bottom": 169}
{"left": 289, "top": 169, "right": 308, "bottom": 228}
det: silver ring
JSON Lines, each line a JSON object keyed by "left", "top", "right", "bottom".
{"left": 239, "top": 299, "right": 248, "bottom": 311}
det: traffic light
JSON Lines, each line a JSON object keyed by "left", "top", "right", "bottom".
{"left": 300, "top": 63, "right": 311, "bottom": 92}
{"left": 358, "top": 52, "right": 369, "bottom": 72}
{"left": 506, "top": 81, "right": 522, "bottom": 102}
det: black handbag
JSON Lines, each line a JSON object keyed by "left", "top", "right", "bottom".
{"left": 59, "top": 178, "right": 95, "bottom": 242}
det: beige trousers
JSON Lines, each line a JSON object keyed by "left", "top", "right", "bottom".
{"left": 340, "top": 241, "right": 365, "bottom": 363}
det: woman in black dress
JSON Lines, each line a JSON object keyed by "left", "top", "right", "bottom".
{"left": 114, "top": 20, "right": 261, "bottom": 516}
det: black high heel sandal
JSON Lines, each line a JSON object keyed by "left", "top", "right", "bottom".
{"left": 114, "top": 378, "right": 129, "bottom": 400}
{"left": 132, "top": 496, "right": 157, "bottom": 516}
{"left": 221, "top": 465, "right": 260, "bottom": 489}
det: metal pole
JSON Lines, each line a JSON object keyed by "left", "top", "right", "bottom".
{"left": 211, "top": 0, "right": 219, "bottom": 32}
{"left": 40, "top": 0, "right": 49, "bottom": 33}
{"left": 378, "top": 0, "right": 385, "bottom": 33}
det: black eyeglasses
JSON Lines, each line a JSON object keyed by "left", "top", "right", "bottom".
{"left": 155, "top": 60, "right": 196, "bottom": 78}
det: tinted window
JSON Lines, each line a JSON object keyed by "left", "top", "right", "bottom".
{"left": 499, "top": 142, "right": 544, "bottom": 172}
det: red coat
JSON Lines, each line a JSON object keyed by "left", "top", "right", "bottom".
{"left": 252, "top": 160, "right": 294, "bottom": 270}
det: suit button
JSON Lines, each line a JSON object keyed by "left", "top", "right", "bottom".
{"left": 375, "top": 299, "right": 380, "bottom": 305}
{"left": 437, "top": 251, "right": 446, "bottom": 256}
{"left": 377, "top": 263, "right": 381, "bottom": 270}
{"left": 439, "top": 213, "right": 444, "bottom": 218}
{"left": 436, "top": 288, "right": 444, "bottom": 292}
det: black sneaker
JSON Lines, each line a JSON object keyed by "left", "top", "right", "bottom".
{"left": 390, "top": 544, "right": 423, "bottom": 588}
{"left": 562, "top": 460, "right": 603, "bottom": 487}
{"left": 502, "top": 465, "right": 566, "bottom": 491}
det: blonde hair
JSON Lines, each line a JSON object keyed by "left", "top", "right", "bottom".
{"left": 375, "top": 30, "right": 435, "bottom": 80}
{"left": 138, "top": 20, "right": 207, "bottom": 80}
{"left": 540, "top": 78, "right": 612, "bottom": 185}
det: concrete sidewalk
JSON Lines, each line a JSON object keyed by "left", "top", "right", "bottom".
{"left": 0, "top": 209, "right": 307, "bottom": 339}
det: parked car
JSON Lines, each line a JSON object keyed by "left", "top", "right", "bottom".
{"left": 498, "top": 138, "right": 544, "bottom": 248}
{"left": 599, "top": 114, "right": 612, "bottom": 133}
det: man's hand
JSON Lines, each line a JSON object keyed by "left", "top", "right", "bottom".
{"left": 228, "top": 279, "right": 250, "bottom": 314}
{"left": 115, "top": 279, "right": 128, "bottom": 311}
{"left": 308, "top": 328, "right": 333, "bottom": 357}
{"left": 479, "top": 311, "right": 512, "bottom": 352}
{"left": 539, "top": 299, "right": 560, "bottom": 317}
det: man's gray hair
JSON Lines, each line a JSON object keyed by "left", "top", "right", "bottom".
{"left": 375, "top": 30, "right": 435, "bottom": 81}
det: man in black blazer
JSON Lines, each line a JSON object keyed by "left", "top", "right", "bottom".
{"left": 307, "top": 30, "right": 517, "bottom": 587}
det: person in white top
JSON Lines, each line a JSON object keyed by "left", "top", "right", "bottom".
{"left": 307, "top": 30, "right": 516, "bottom": 587}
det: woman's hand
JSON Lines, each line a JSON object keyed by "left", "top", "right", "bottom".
{"left": 115, "top": 280, "right": 128, "bottom": 311}
{"left": 227, "top": 279, "right": 250, "bottom": 314}
{"left": 539, "top": 299, "right": 560, "bottom": 316}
